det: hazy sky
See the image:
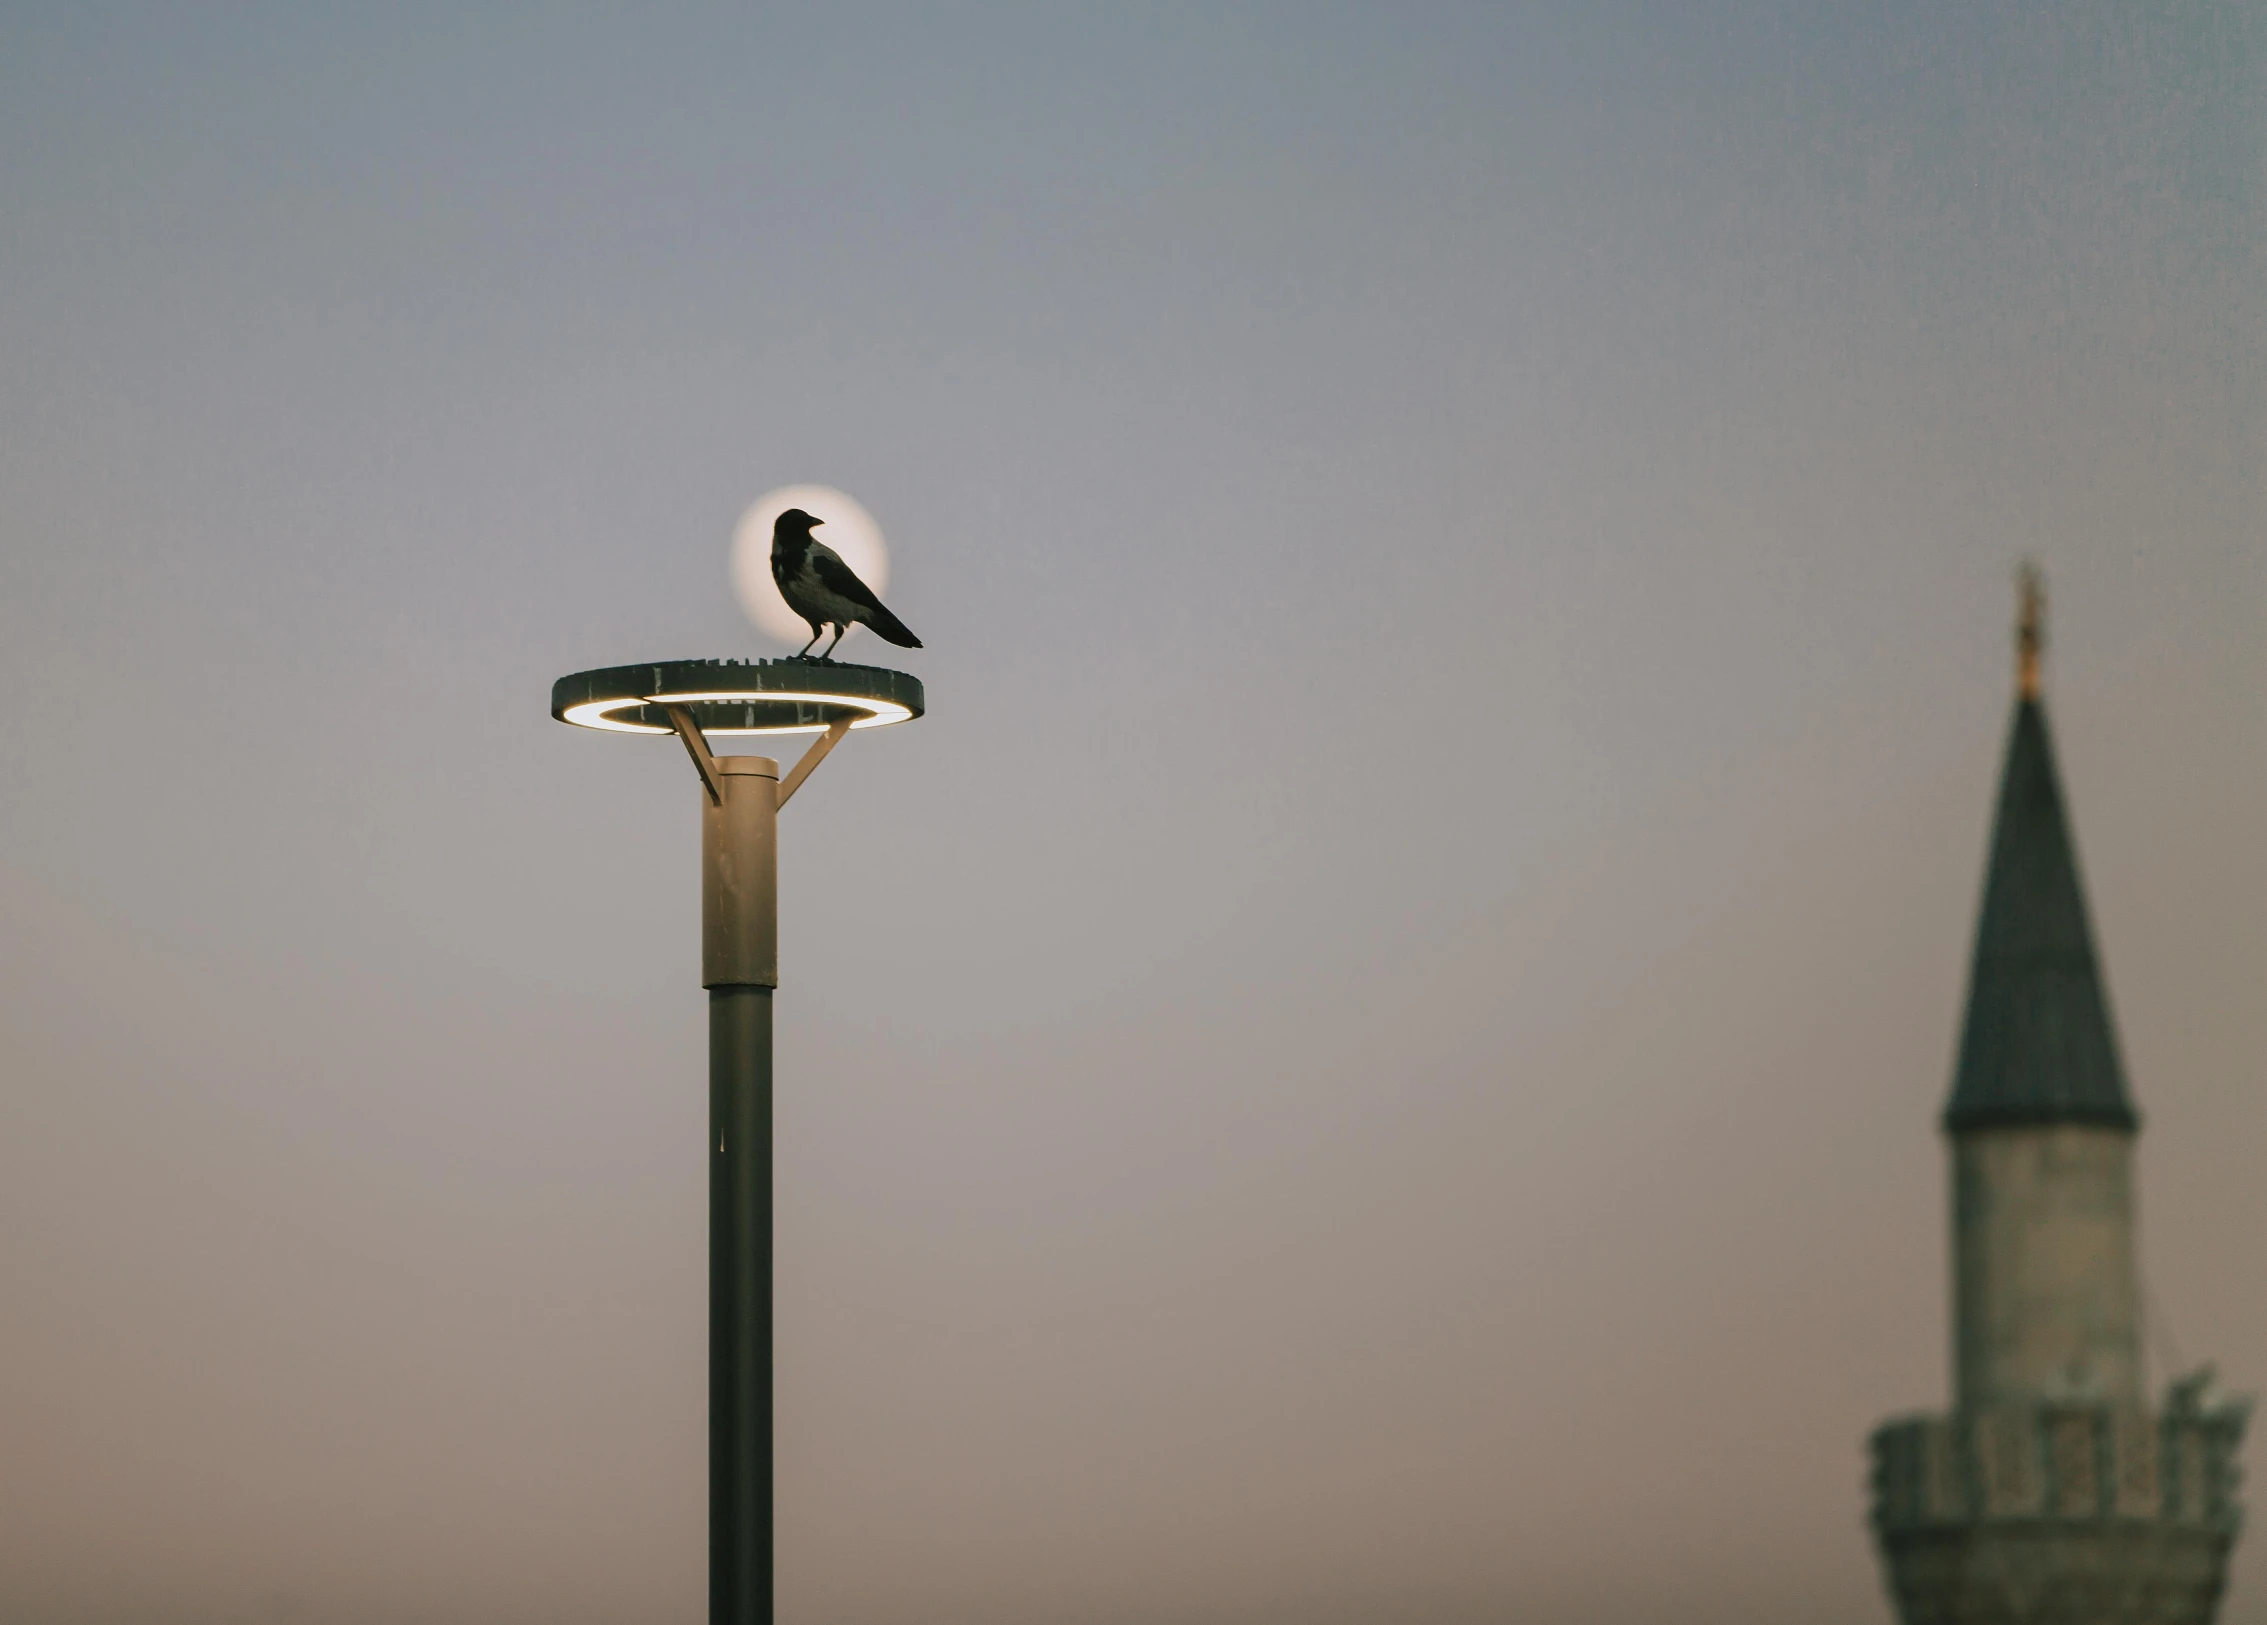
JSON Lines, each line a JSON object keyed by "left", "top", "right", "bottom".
{"left": 2, "top": 6, "right": 2262, "bottom": 1623}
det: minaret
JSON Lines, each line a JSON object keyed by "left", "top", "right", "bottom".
{"left": 1868, "top": 568, "right": 2245, "bottom": 1625}
{"left": 1947, "top": 562, "right": 2140, "bottom": 1412}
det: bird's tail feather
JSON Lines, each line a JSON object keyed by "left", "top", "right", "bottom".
{"left": 864, "top": 604, "right": 922, "bottom": 648}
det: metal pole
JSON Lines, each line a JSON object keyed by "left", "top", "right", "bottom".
{"left": 703, "top": 755, "right": 779, "bottom": 1625}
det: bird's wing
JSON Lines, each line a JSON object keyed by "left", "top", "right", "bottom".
{"left": 807, "top": 543, "right": 890, "bottom": 617}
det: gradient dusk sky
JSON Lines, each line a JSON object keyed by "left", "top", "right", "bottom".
{"left": 2, "top": 6, "right": 2262, "bottom": 1623}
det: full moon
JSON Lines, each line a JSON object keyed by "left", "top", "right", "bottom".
{"left": 730, "top": 485, "right": 891, "bottom": 649}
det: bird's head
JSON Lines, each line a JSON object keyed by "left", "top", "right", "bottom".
{"left": 773, "top": 507, "right": 824, "bottom": 539}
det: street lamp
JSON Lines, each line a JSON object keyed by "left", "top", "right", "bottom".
{"left": 551, "top": 656, "right": 926, "bottom": 1625}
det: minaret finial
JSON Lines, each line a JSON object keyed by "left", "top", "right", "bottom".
{"left": 2016, "top": 560, "right": 2046, "bottom": 700}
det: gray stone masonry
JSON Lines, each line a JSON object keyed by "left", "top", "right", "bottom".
{"left": 1955, "top": 1126, "right": 2139, "bottom": 1411}
{"left": 1872, "top": 1402, "right": 2246, "bottom": 1625}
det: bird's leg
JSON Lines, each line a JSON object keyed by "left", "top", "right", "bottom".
{"left": 794, "top": 625, "right": 823, "bottom": 660}
{"left": 819, "top": 624, "right": 846, "bottom": 661}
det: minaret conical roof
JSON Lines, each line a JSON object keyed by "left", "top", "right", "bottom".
{"left": 1942, "top": 587, "right": 2137, "bottom": 1134}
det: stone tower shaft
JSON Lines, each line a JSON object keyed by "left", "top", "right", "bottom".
{"left": 1953, "top": 1123, "right": 2138, "bottom": 1410}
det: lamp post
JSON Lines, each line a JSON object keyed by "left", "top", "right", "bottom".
{"left": 551, "top": 658, "right": 926, "bottom": 1625}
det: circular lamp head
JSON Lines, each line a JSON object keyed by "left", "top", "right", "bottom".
{"left": 551, "top": 659, "right": 925, "bottom": 736}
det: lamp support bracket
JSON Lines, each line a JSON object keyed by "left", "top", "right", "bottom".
{"left": 662, "top": 704, "right": 725, "bottom": 807}
{"left": 665, "top": 704, "right": 852, "bottom": 811}
{"left": 776, "top": 716, "right": 853, "bottom": 808}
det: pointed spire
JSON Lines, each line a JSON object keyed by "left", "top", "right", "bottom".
{"left": 1943, "top": 568, "right": 2137, "bottom": 1133}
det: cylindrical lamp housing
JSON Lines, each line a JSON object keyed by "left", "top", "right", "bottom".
{"left": 704, "top": 757, "right": 779, "bottom": 990}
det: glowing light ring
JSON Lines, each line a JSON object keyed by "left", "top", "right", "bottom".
{"left": 551, "top": 659, "right": 925, "bottom": 738}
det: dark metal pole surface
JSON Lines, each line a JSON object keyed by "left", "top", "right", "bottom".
{"left": 709, "top": 985, "right": 772, "bottom": 1625}
{"left": 703, "top": 756, "right": 779, "bottom": 1625}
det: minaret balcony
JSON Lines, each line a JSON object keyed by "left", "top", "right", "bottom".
{"left": 1873, "top": 1404, "right": 2245, "bottom": 1529}
{"left": 1870, "top": 1401, "right": 2247, "bottom": 1625}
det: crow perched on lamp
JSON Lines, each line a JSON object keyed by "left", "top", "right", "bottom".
{"left": 769, "top": 507, "right": 922, "bottom": 660}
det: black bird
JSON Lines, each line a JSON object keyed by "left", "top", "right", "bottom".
{"left": 769, "top": 508, "right": 922, "bottom": 660}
